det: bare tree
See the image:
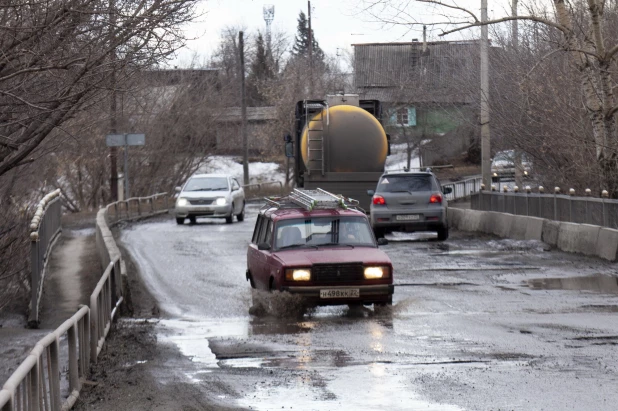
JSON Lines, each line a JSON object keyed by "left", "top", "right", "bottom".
{"left": 0, "top": 0, "right": 199, "bottom": 179}
{"left": 360, "top": 0, "right": 618, "bottom": 194}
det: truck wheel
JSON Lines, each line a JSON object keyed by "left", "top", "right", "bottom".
{"left": 176, "top": 217, "right": 184, "bottom": 225}
{"left": 437, "top": 225, "right": 449, "bottom": 241}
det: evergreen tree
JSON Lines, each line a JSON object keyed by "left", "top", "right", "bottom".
{"left": 291, "top": 11, "right": 324, "bottom": 62}
{"left": 247, "top": 32, "right": 275, "bottom": 105}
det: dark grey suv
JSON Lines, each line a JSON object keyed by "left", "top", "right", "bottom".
{"left": 367, "top": 170, "right": 452, "bottom": 241}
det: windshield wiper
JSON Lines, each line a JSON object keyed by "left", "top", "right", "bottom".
{"left": 187, "top": 188, "right": 214, "bottom": 191}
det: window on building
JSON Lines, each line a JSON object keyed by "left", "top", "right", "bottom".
{"left": 396, "top": 108, "right": 409, "bottom": 125}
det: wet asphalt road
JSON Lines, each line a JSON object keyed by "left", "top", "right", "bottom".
{"left": 120, "top": 204, "right": 618, "bottom": 410}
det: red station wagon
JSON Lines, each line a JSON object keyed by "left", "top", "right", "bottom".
{"left": 246, "top": 189, "right": 394, "bottom": 307}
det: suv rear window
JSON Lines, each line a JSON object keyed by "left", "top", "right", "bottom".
{"left": 376, "top": 175, "right": 435, "bottom": 193}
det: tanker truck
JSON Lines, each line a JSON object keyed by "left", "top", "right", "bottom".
{"left": 287, "top": 94, "right": 389, "bottom": 211}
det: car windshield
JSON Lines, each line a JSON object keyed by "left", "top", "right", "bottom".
{"left": 376, "top": 175, "right": 434, "bottom": 193}
{"left": 274, "top": 216, "right": 375, "bottom": 250}
{"left": 184, "top": 177, "right": 229, "bottom": 192}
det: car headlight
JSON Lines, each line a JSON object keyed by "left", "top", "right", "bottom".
{"left": 176, "top": 197, "right": 188, "bottom": 207}
{"left": 285, "top": 268, "right": 311, "bottom": 281}
{"left": 364, "top": 266, "right": 389, "bottom": 279}
{"left": 215, "top": 197, "right": 227, "bottom": 206}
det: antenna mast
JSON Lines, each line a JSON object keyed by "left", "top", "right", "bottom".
{"left": 263, "top": 4, "right": 275, "bottom": 49}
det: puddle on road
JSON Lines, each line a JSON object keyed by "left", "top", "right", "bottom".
{"left": 236, "top": 362, "right": 464, "bottom": 411}
{"left": 526, "top": 274, "right": 618, "bottom": 294}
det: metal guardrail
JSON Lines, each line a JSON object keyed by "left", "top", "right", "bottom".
{"left": 241, "top": 181, "right": 284, "bottom": 198}
{"left": 106, "top": 192, "right": 169, "bottom": 225}
{"left": 0, "top": 305, "right": 90, "bottom": 411}
{"left": 90, "top": 260, "right": 123, "bottom": 362}
{"left": 28, "top": 189, "right": 63, "bottom": 328}
{"left": 471, "top": 191, "right": 618, "bottom": 229}
{"left": 1, "top": 192, "right": 169, "bottom": 411}
{"left": 442, "top": 177, "right": 483, "bottom": 201}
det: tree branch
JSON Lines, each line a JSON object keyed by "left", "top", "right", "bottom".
{"left": 435, "top": 15, "right": 569, "bottom": 37}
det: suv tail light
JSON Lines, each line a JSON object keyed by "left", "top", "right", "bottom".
{"left": 429, "top": 194, "right": 442, "bottom": 204}
{"left": 372, "top": 195, "right": 386, "bottom": 205}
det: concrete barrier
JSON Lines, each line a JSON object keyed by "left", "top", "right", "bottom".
{"left": 448, "top": 208, "right": 465, "bottom": 229}
{"left": 557, "top": 223, "right": 600, "bottom": 256}
{"left": 525, "top": 217, "right": 544, "bottom": 241}
{"left": 509, "top": 215, "right": 529, "bottom": 240}
{"left": 541, "top": 220, "right": 560, "bottom": 247}
{"left": 451, "top": 206, "right": 618, "bottom": 261}
{"left": 460, "top": 209, "right": 483, "bottom": 232}
{"left": 597, "top": 228, "right": 618, "bottom": 261}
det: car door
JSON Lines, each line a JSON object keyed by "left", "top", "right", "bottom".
{"left": 248, "top": 215, "right": 273, "bottom": 290}
{"left": 231, "top": 178, "right": 242, "bottom": 214}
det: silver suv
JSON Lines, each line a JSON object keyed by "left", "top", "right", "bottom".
{"left": 367, "top": 170, "right": 451, "bottom": 241}
{"left": 174, "top": 174, "right": 245, "bottom": 225}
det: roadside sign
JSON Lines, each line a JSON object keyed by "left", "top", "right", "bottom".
{"left": 106, "top": 133, "right": 146, "bottom": 147}
{"left": 127, "top": 133, "right": 145, "bottom": 146}
{"left": 105, "top": 133, "right": 146, "bottom": 201}
{"left": 106, "top": 134, "right": 126, "bottom": 147}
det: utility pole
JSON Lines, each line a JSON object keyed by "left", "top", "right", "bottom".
{"left": 512, "top": 0, "right": 523, "bottom": 188}
{"left": 480, "top": 0, "right": 491, "bottom": 189}
{"left": 109, "top": 0, "right": 118, "bottom": 201}
{"left": 239, "top": 31, "right": 249, "bottom": 185}
{"left": 307, "top": 0, "right": 313, "bottom": 96}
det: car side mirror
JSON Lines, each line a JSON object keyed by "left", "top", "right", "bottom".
{"left": 233, "top": 186, "right": 239, "bottom": 191}
{"left": 377, "top": 238, "right": 388, "bottom": 246}
{"left": 442, "top": 186, "right": 453, "bottom": 194}
{"left": 367, "top": 190, "right": 375, "bottom": 196}
{"left": 285, "top": 141, "right": 294, "bottom": 158}
{"left": 175, "top": 186, "right": 181, "bottom": 193}
{"left": 257, "top": 242, "right": 271, "bottom": 251}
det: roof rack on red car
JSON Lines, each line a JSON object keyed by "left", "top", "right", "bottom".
{"left": 264, "top": 188, "right": 363, "bottom": 212}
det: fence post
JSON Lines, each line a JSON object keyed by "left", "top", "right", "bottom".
{"left": 553, "top": 188, "right": 558, "bottom": 221}
{"left": 30, "top": 235, "right": 40, "bottom": 327}
{"left": 137, "top": 199, "right": 141, "bottom": 216}
{"left": 68, "top": 324, "right": 80, "bottom": 393}
{"left": 50, "top": 338, "right": 61, "bottom": 410}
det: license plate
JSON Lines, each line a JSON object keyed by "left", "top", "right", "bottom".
{"left": 396, "top": 214, "right": 420, "bottom": 221}
{"left": 320, "top": 289, "right": 359, "bottom": 299}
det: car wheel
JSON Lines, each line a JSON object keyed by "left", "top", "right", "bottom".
{"left": 175, "top": 217, "right": 184, "bottom": 225}
{"left": 437, "top": 225, "right": 449, "bottom": 241}
{"left": 237, "top": 202, "right": 245, "bottom": 222}
{"left": 189, "top": 216, "right": 196, "bottom": 224}
{"left": 226, "top": 204, "right": 234, "bottom": 224}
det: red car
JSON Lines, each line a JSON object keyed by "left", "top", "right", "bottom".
{"left": 246, "top": 189, "right": 394, "bottom": 307}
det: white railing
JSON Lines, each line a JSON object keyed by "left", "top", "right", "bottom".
{"left": 1, "top": 192, "right": 170, "bottom": 411}
{"left": 90, "top": 259, "right": 123, "bottom": 363}
{"left": 28, "top": 190, "right": 63, "bottom": 327}
{"left": 442, "top": 177, "right": 483, "bottom": 201}
{"left": 241, "top": 181, "right": 284, "bottom": 198}
{"left": 0, "top": 305, "right": 89, "bottom": 411}
{"left": 106, "top": 192, "right": 169, "bottom": 225}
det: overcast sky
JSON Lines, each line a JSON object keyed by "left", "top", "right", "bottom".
{"left": 172, "top": 0, "right": 516, "bottom": 67}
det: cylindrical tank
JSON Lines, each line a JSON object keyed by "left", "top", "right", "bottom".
{"left": 300, "top": 105, "right": 388, "bottom": 173}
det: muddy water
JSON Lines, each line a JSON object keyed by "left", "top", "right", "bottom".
{"left": 121, "top": 209, "right": 618, "bottom": 411}
{"left": 527, "top": 274, "right": 618, "bottom": 294}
